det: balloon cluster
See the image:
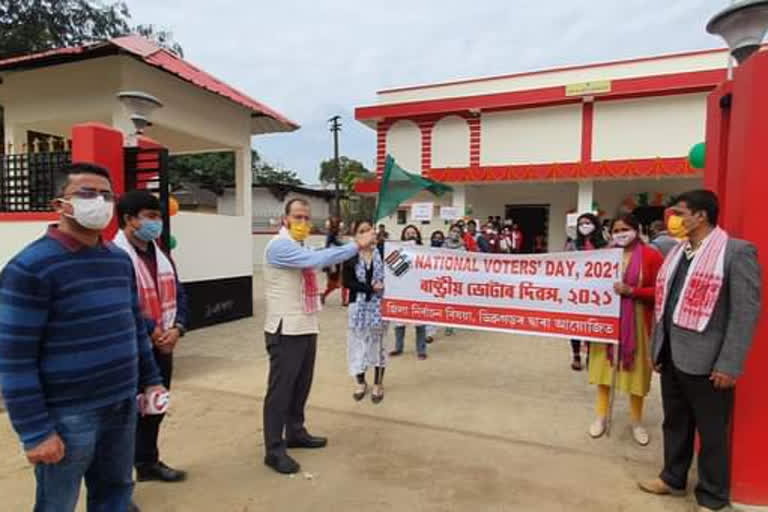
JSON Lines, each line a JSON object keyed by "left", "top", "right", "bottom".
{"left": 169, "top": 196, "right": 179, "bottom": 250}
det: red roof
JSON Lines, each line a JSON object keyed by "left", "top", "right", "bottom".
{"left": 0, "top": 36, "right": 299, "bottom": 133}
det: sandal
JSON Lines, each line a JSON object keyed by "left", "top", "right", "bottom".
{"left": 371, "top": 386, "right": 384, "bottom": 404}
{"left": 589, "top": 417, "right": 607, "bottom": 439}
{"left": 353, "top": 383, "right": 368, "bottom": 401}
{"left": 632, "top": 425, "right": 650, "bottom": 446}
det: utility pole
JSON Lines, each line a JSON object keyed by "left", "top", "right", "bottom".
{"left": 328, "top": 115, "right": 342, "bottom": 217}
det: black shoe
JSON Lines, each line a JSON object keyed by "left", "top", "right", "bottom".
{"left": 264, "top": 453, "right": 301, "bottom": 474}
{"left": 136, "top": 461, "right": 187, "bottom": 483}
{"left": 286, "top": 433, "right": 328, "bottom": 449}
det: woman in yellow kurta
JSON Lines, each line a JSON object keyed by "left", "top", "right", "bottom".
{"left": 588, "top": 214, "right": 663, "bottom": 445}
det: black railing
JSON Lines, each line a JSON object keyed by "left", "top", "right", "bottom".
{"left": 0, "top": 151, "right": 71, "bottom": 212}
{"left": 124, "top": 146, "right": 171, "bottom": 249}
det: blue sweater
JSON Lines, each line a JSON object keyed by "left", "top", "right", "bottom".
{"left": 0, "top": 232, "right": 161, "bottom": 449}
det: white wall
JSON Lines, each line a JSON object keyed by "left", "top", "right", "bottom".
{"left": 219, "top": 189, "right": 332, "bottom": 228}
{"left": 386, "top": 120, "right": 421, "bottom": 174}
{"left": 376, "top": 50, "right": 727, "bottom": 104}
{"left": 172, "top": 212, "right": 252, "bottom": 281}
{"left": 594, "top": 177, "right": 701, "bottom": 218}
{"left": 0, "top": 222, "right": 51, "bottom": 270}
{"left": 431, "top": 115, "right": 470, "bottom": 168}
{"left": 480, "top": 104, "right": 582, "bottom": 165}
{"left": 592, "top": 93, "right": 708, "bottom": 160}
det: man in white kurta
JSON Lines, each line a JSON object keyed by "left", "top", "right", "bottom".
{"left": 262, "top": 199, "right": 374, "bottom": 474}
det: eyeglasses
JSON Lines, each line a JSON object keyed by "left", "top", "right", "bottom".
{"left": 63, "top": 187, "right": 115, "bottom": 202}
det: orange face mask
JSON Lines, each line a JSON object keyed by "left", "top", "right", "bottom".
{"left": 667, "top": 215, "right": 687, "bottom": 239}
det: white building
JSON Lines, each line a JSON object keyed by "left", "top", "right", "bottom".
{"left": 355, "top": 48, "right": 729, "bottom": 251}
{"left": 0, "top": 36, "right": 298, "bottom": 327}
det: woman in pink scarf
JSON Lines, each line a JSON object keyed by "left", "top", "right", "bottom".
{"left": 588, "top": 214, "right": 663, "bottom": 446}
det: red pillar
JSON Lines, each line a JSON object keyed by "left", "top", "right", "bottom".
{"left": 70, "top": 123, "right": 124, "bottom": 240}
{"left": 418, "top": 119, "right": 435, "bottom": 176}
{"left": 705, "top": 51, "right": 768, "bottom": 506}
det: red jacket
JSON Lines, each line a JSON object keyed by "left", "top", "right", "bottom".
{"left": 628, "top": 243, "right": 664, "bottom": 327}
{"left": 463, "top": 232, "right": 478, "bottom": 252}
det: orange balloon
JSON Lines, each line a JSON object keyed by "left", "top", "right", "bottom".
{"left": 169, "top": 196, "right": 179, "bottom": 216}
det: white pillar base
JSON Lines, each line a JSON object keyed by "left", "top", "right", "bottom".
{"left": 734, "top": 503, "right": 768, "bottom": 511}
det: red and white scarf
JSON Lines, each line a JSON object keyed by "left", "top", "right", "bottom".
{"left": 654, "top": 226, "right": 728, "bottom": 332}
{"left": 277, "top": 228, "right": 321, "bottom": 314}
{"left": 114, "top": 230, "right": 178, "bottom": 330}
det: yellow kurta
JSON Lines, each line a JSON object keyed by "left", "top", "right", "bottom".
{"left": 588, "top": 300, "right": 652, "bottom": 397}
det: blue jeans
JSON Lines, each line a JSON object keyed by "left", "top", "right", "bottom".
{"left": 394, "top": 325, "right": 427, "bottom": 355}
{"left": 34, "top": 399, "right": 137, "bottom": 512}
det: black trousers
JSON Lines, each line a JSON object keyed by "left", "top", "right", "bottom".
{"left": 263, "top": 326, "right": 317, "bottom": 456}
{"left": 660, "top": 359, "right": 734, "bottom": 509}
{"left": 135, "top": 349, "right": 173, "bottom": 466}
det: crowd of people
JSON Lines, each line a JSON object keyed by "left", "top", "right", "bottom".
{"left": 0, "top": 162, "right": 762, "bottom": 512}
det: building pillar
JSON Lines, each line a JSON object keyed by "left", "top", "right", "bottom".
{"left": 468, "top": 115, "right": 481, "bottom": 168}
{"left": 704, "top": 50, "right": 768, "bottom": 508}
{"left": 577, "top": 180, "right": 594, "bottom": 215}
{"left": 418, "top": 119, "right": 435, "bottom": 176}
{"left": 71, "top": 122, "right": 125, "bottom": 240}
{"left": 376, "top": 121, "right": 391, "bottom": 177}
{"left": 452, "top": 184, "right": 467, "bottom": 217}
{"left": 234, "top": 145, "right": 252, "bottom": 218}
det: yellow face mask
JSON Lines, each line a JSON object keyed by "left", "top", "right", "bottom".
{"left": 667, "top": 215, "right": 687, "bottom": 239}
{"left": 289, "top": 221, "right": 311, "bottom": 241}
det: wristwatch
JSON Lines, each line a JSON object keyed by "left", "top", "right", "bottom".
{"left": 175, "top": 323, "right": 187, "bottom": 337}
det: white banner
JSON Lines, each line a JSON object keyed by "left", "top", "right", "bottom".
{"left": 410, "top": 202, "right": 434, "bottom": 222}
{"left": 382, "top": 242, "right": 622, "bottom": 343}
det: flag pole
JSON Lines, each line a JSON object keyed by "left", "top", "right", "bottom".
{"left": 606, "top": 340, "right": 620, "bottom": 437}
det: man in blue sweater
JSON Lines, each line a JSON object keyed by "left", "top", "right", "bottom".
{"left": 0, "top": 162, "right": 164, "bottom": 512}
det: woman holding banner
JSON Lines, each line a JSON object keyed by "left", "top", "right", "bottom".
{"left": 390, "top": 225, "right": 429, "bottom": 359}
{"left": 343, "top": 221, "right": 389, "bottom": 403}
{"left": 569, "top": 214, "right": 609, "bottom": 371}
{"left": 588, "top": 214, "right": 663, "bottom": 446}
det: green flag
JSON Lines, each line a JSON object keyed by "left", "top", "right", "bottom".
{"left": 374, "top": 155, "right": 453, "bottom": 222}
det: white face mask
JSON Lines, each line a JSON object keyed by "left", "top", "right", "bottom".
{"left": 64, "top": 196, "right": 114, "bottom": 231}
{"left": 612, "top": 230, "right": 637, "bottom": 247}
{"left": 578, "top": 224, "right": 596, "bottom": 236}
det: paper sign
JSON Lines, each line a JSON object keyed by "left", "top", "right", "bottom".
{"left": 440, "top": 207, "right": 460, "bottom": 221}
{"left": 410, "top": 202, "right": 434, "bottom": 222}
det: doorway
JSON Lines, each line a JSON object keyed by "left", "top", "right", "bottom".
{"left": 504, "top": 204, "right": 550, "bottom": 253}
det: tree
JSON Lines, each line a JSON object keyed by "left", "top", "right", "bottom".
{"left": 0, "top": 1, "right": 183, "bottom": 58}
{"left": 253, "top": 151, "right": 302, "bottom": 186}
{"left": 168, "top": 150, "right": 303, "bottom": 194}
{"left": 319, "top": 156, "right": 374, "bottom": 192}
{"left": 134, "top": 24, "right": 183, "bottom": 57}
{"left": 168, "top": 152, "right": 234, "bottom": 195}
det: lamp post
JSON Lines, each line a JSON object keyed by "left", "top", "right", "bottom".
{"left": 116, "top": 91, "right": 163, "bottom": 147}
{"left": 707, "top": 0, "right": 768, "bottom": 64}
{"left": 704, "top": 1, "right": 768, "bottom": 507}
{"left": 328, "top": 115, "right": 342, "bottom": 217}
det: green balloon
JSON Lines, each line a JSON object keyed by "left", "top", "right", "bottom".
{"left": 689, "top": 142, "right": 706, "bottom": 169}
{"left": 169, "top": 235, "right": 177, "bottom": 250}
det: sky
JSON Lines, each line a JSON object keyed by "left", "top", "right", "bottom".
{"left": 128, "top": 0, "right": 722, "bottom": 184}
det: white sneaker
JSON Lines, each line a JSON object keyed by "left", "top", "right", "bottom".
{"left": 589, "top": 417, "right": 607, "bottom": 438}
{"left": 633, "top": 425, "right": 650, "bottom": 446}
